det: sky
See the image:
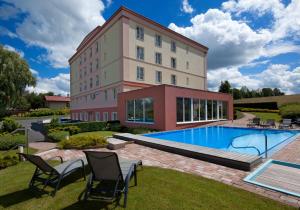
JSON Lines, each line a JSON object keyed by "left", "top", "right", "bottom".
{"left": 0, "top": 0, "right": 300, "bottom": 95}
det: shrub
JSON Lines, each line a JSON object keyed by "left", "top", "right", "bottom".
{"left": 23, "top": 108, "right": 70, "bottom": 117}
{"left": 1, "top": 117, "right": 21, "bottom": 133}
{"left": 58, "top": 134, "right": 108, "bottom": 149}
{"left": 235, "top": 107, "right": 279, "bottom": 113}
{"left": 0, "top": 155, "right": 19, "bottom": 169}
{"left": 45, "top": 121, "right": 106, "bottom": 133}
{"left": 106, "top": 121, "right": 122, "bottom": 132}
{"left": 279, "top": 103, "right": 300, "bottom": 120}
{"left": 48, "top": 118, "right": 60, "bottom": 129}
{"left": 0, "top": 134, "right": 25, "bottom": 150}
{"left": 47, "top": 131, "right": 69, "bottom": 142}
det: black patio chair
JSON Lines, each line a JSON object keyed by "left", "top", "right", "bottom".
{"left": 247, "top": 117, "right": 261, "bottom": 127}
{"left": 279, "top": 119, "right": 293, "bottom": 129}
{"left": 260, "top": 119, "right": 276, "bottom": 128}
{"left": 18, "top": 153, "right": 86, "bottom": 196}
{"left": 82, "top": 151, "right": 142, "bottom": 208}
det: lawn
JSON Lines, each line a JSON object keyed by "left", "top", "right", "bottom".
{"left": 0, "top": 162, "right": 295, "bottom": 210}
{"left": 250, "top": 112, "right": 282, "bottom": 122}
{"left": 0, "top": 147, "right": 37, "bottom": 157}
{"left": 72, "top": 131, "right": 116, "bottom": 138}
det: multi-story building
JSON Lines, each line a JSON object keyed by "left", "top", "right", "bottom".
{"left": 69, "top": 6, "right": 233, "bottom": 130}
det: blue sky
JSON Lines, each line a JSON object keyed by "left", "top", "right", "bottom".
{"left": 1, "top": 0, "right": 300, "bottom": 95}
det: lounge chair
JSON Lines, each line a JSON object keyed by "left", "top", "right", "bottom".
{"left": 260, "top": 119, "right": 276, "bottom": 128}
{"left": 82, "top": 151, "right": 142, "bottom": 208}
{"left": 18, "top": 153, "right": 86, "bottom": 196}
{"left": 279, "top": 119, "right": 293, "bottom": 129}
{"left": 295, "top": 118, "right": 300, "bottom": 125}
{"left": 247, "top": 117, "right": 261, "bottom": 127}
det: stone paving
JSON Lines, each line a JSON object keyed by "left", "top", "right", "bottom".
{"left": 36, "top": 113, "right": 300, "bottom": 208}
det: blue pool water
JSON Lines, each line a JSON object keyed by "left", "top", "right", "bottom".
{"left": 144, "top": 126, "right": 299, "bottom": 156}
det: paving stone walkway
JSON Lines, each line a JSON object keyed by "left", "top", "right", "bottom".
{"left": 35, "top": 113, "right": 300, "bottom": 207}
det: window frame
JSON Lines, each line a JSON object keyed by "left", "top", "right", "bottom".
{"left": 136, "top": 66, "right": 145, "bottom": 81}
{"left": 155, "top": 52, "right": 162, "bottom": 65}
{"left": 136, "top": 26, "right": 144, "bottom": 41}
{"left": 136, "top": 46, "right": 144, "bottom": 60}
{"left": 155, "top": 71, "right": 162, "bottom": 83}
{"left": 155, "top": 34, "right": 162, "bottom": 47}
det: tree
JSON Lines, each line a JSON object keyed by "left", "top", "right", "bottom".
{"left": 261, "top": 88, "right": 274, "bottom": 97}
{"left": 273, "top": 88, "right": 284, "bottom": 96}
{"left": 0, "top": 45, "right": 36, "bottom": 111}
{"left": 232, "top": 88, "right": 241, "bottom": 100}
{"left": 218, "top": 80, "right": 231, "bottom": 94}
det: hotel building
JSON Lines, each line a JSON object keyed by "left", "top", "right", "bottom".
{"left": 69, "top": 6, "right": 233, "bottom": 131}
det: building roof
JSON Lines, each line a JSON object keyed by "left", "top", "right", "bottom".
{"left": 69, "top": 6, "right": 208, "bottom": 63}
{"left": 44, "top": 96, "right": 70, "bottom": 102}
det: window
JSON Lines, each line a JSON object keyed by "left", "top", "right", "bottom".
{"left": 155, "top": 52, "right": 162, "bottom": 64}
{"left": 90, "top": 62, "right": 92, "bottom": 73}
{"left": 96, "top": 58, "right": 99, "bottom": 69}
{"left": 104, "top": 52, "right": 107, "bottom": 61}
{"left": 171, "top": 41, "right": 176, "bottom": 52}
{"left": 104, "top": 90, "right": 108, "bottom": 101}
{"left": 136, "top": 46, "right": 144, "bottom": 60}
{"left": 111, "top": 112, "right": 118, "bottom": 121}
{"left": 193, "top": 99, "right": 200, "bottom": 121}
{"left": 176, "top": 98, "right": 184, "bottom": 122}
{"left": 186, "top": 46, "right": 189, "bottom": 54}
{"left": 84, "top": 81, "right": 87, "bottom": 90}
{"left": 126, "top": 98, "right": 154, "bottom": 123}
{"left": 84, "top": 112, "right": 88, "bottom": 121}
{"left": 171, "top": 57, "right": 176, "bottom": 69}
{"left": 171, "top": 74, "right": 176, "bottom": 85}
{"left": 90, "top": 93, "right": 96, "bottom": 100}
{"left": 104, "top": 71, "right": 107, "bottom": 79}
{"left": 79, "top": 69, "right": 82, "bottom": 79}
{"left": 213, "top": 100, "right": 218, "bottom": 120}
{"left": 136, "top": 26, "right": 144, "bottom": 40}
{"left": 80, "top": 112, "right": 84, "bottom": 121}
{"left": 200, "top": 100, "right": 206, "bottom": 120}
{"left": 103, "top": 112, "right": 109, "bottom": 121}
{"left": 113, "top": 88, "right": 117, "bottom": 99}
{"left": 95, "top": 112, "right": 100, "bottom": 121}
{"left": 184, "top": 98, "right": 191, "bottom": 122}
{"left": 96, "top": 42, "right": 99, "bottom": 53}
{"left": 186, "top": 61, "right": 189, "bottom": 70}
{"left": 155, "top": 71, "right": 162, "bottom": 83}
{"left": 96, "top": 75, "right": 99, "bottom": 86}
{"left": 136, "top": 66, "right": 144, "bottom": 80}
{"left": 80, "top": 83, "right": 82, "bottom": 92}
{"left": 222, "top": 101, "right": 228, "bottom": 119}
{"left": 186, "top": 77, "right": 189, "bottom": 85}
{"left": 155, "top": 34, "right": 161, "bottom": 47}
{"left": 90, "top": 78, "right": 93, "bottom": 88}
{"left": 207, "top": 100, "right": 212, "bottom": 120}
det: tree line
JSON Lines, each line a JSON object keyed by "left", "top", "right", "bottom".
{"left": 218, "top": 81, "right": 285, "bottom": 100}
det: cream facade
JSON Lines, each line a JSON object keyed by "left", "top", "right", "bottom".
{"left": 69, "top": 7, "right": 208, "bottom": 122}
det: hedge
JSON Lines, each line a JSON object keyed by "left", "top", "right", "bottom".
{"left": 58, "top": 134, "right": 108, "bottom": 149}
{"left": 22, "top": 108, "right": 70, "bottom": 117}
{"left": 0, "top": 155, "right": 19, "bottom": 169}
{"left": 279, "top": 103, "right": 300, "bottom": 120}
{"left": 47, "top": 131, "right": 69, "bottom": 142}
{"left": 45, "top": 121, "right": 106, "bottom": 133}
{"left": 1, "top": 117, "right": 21, "bottom": 133}
{"left": 235, "top": 107, "right": 279, "bottom": 113}
{"left": 0, "top": 134, "right": 26, "bottom": 150}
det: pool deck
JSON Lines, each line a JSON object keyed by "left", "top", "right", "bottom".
{"left": 113, "top": 133, "right": 262, "bottom": 171}
{"left": 33, "top": 112, "right": 300, "bottom": 207}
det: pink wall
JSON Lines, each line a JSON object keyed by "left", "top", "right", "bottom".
{"left": 118, "top": 85, "right": 233, "bottom": 131}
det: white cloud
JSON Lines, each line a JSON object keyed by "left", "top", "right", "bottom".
{"left": 0, "top": 4, "right": 20, "bottom": 20}
{"left": 262, "top": 41, "right": 300, "bottom": 58}
{"left": 208, "top": 64, "right": 300, "bottom": 94}
{"left": 0, "top": 26, "right": 17, "bottom": 38}
{"left": 3, "top": 44, "right": 24, "bottom": 57}
{"left": 29, "top": 68, "right": 39, "bottom": 75}
{"left": 27, "top": 73, "right": 70, "bottom": 96}
{"left": 181, "top": 0, "right": 194, "bottom": 14}
{"left": 3, "top": 0, "right": 106, "bottom": 68}
{"left": 169, "top": 9, "right": 271, "bottom": 69}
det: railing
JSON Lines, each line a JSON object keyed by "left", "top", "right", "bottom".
{"left": 230, "top": 140, "right": 261, "bottom": 156}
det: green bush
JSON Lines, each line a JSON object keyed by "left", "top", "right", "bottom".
{"left": 45, "top": 121, "right": 106, "bottom": 133}
{"left": 1, "top": 117, "right": 21, "bottom": 133}
{"left": 47, "top": 131, "right": 69, "bottom": 142}
{"left": 23, "top": 108, "right": 70, "bottom": 117}
{"left": 279, "top": 103, "right": 300, "bottom": 120}
{"left": 48, "top": 125, "right": 80, "bottom": 136}
{"left": 0, "top": 134, "right": 25, "bottom": 150}
{"left": 235, "top": 107, "right": 279, "bottom": 113}
{"left": 0, "top": 155, "right": 19, "bottom": 169}
{"left": 58, "top": 134, "right": 108, "bottom": 149}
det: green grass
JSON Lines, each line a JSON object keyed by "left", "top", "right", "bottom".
{"left": 236, "top": 110, "right": 244, "bottom": 119}
{"left": 0, "top": 162, "right": 295, "bottom": 210}
{"left": 72, "top": 131, "right": 116, "bottom": 138}
{"left": 0, "top": 147, "right": 38, "bottom": 157}
{"left": 250, "top": 112, "right": 282, "bottom": 122}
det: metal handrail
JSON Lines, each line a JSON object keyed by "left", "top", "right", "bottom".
{"left": 230, "top": 139, "right": 261, "bottom": 155}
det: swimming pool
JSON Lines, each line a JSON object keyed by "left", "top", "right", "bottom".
{"left": 144, "top": 126, "right": 299, "bottom": 156}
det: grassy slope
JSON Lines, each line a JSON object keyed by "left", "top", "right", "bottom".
{"left": 0, "top": 163, "right": 295, "bottom": 210}
{"left": 0, "top": 148, "right": 38, "bottom": 157}
{"left": 251, "top": 112, "right": 282, "bottom": 122}
{"left": 72, "top": 131, "right": 116, "bottom": 138}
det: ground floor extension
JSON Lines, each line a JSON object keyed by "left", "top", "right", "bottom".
{"left": 71, "top": 84, "right": 233, "bottom": 131}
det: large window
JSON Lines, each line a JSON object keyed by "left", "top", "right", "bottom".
{"left": 136, "top": 46, "right": 144, "bottom": 60}
{"left": 155, "top": 52, "right": 162, "bottom": 64}
{"left": 136, "top": 26, "right": 144, "bottom": 40}
{"left": 155, "top": 71, "right": 162, "bottom": 83}
{"left": 136, "top": 66, "right": 144, "bottom": 80}
{"left": 155, "top": 34, "right": 162, "bottom": 47}
{"left": 126, "top": 98, "right": 154, "bottom": 123}
{"left": 171, "top": 74, "right": 177, "bottom": 85}
{"left": 176, "top": 98, "right": 228, "bottom": 123}
{"left": 171, "top": 57, "right": 176, "bottom": 69}
{"left": 171, "top": 41, "right": 176, "bottom": 52}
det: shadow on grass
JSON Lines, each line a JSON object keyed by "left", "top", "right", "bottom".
{"left": 0, "top": 188, "right": 47, "bottom": 207}
{"left": 61, "top": 200, "right": 119, "bottom": 210}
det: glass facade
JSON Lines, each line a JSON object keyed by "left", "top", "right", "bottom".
{"left": 176, "top": 97, "right": 228, "bottom": 123}
{"left": 126, "top": 98, "right": 154, "bottom": 123}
